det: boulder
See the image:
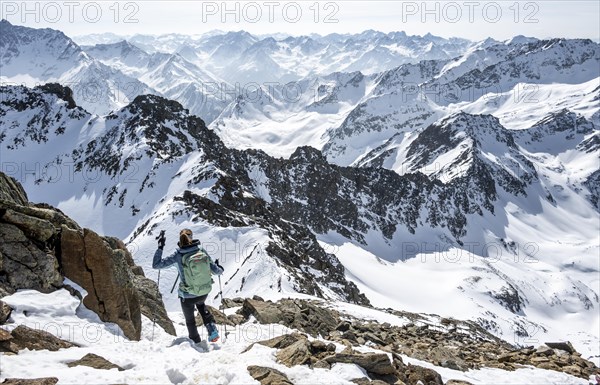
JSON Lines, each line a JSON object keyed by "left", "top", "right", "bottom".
{"left": 278, "top": 299, "right": 340, "bottom": 337}
{"left": 132, "top": 275, "right": 175, "bottom": 335}
{"left": 60, "top": 227, "right": 141, "bottom": 341}
{"left": 222, "top": 297, "right": 244, "bottom": 308}
{"left": 404, "top": 364, "right": 444, "bottom": 385}
{"left": 446, "top": 381, "right": 475, "bottom": 385}
{"left": 242, "top": 333, "right": 307, "bottom": 354}
{"left": 0, "top": 325, "right": 77, "bottom": 353}
{"left": 545, "top": 341, "right": 576, "bottom": 354}
{"left": 67, "top": 353, "right": 124, "bottom": 371}
{"left": 535, "top": 345, "right": 555, "bottom": 356}
{"left": 0, "top": 328, "right": 12, "bottom": 341}
{"left": 276, "top": 339, "right": 313, "bottom": 367}
{"left": 1, "top": 379, "right": 58, "bottom": 385}
{"left": 0, "top": 300, "right": 13, "bottom": 324}
{"left": 1, "top": 208, "right": 55, "bottom": 242}
{"left": 227, "top": 313, "right": 247, "bottom": 325}
{"left": 259, "top": 333, "right": 307, "bottom": 349}
{"left": 238, "top": 297, "right": 340, "bottom": 337}
{"left": 240, "top": 299, "right": 284, "bottom": 324}
{"left": 247, "top": 366, "right": 293, "bottom": 385}
{"left": 324, "top": 353, "right": 396, "bottom": 375}
{"left": 313, "top": 360, "right": 331, "bottom": 369}
{"left": 561, "top": 365, "right": 582, "bottom": 377}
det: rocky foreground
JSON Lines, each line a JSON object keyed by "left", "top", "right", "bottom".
{"left": 1, "top": 170, "right": 599, "bottom": 385}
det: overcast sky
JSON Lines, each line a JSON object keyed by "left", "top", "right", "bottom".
{"left": 2, "top": 1, "right": 599, "bottom": 41}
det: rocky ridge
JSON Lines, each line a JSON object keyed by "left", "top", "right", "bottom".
{"left": 226, "top": 296, "right": 600, "bottom": 382}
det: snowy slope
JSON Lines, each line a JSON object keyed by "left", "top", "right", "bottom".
{"left": 2, "top": 83, "right": 599, "bottom": 355}
{"left": 210, "top": 71, "right": 374, "bottom": 157}
{"left": 1, "top": 289, "right": 593, "bottom": 384}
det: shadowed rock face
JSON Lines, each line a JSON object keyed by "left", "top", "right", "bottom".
{"left": 0, "top": 171, "right": 174, "bottom": 340}
{"left": 0, "top": 174, "right": 63, "bottom": 297}
{"left": 60, "top": 227, "right": 142, "bottom": 341}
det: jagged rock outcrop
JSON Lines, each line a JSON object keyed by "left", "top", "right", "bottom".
{"left": 0, "top": 174, "right": 64, "bottom": 297}
{"left": 0, "top": 171, "right": 173, "bottom": 340}
{"left": 60, "top": 227, "right": 142, "bottom": 341}
{"left": 133, "top": 274, "right": 176, "bottom": 335}
{"left": 105, "top": 237, "right": 176, "bottom": 335}
{"left": 174, "top": 190, "right": 369, "bottom": 305}
{"left": 239, "top": 297, "right": 600, "bottom": 380}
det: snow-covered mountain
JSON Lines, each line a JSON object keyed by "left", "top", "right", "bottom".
{"left": 1, "top": 83, "right": 598, "bottom": 360}
{"left": 1, "top": 22, "right": 599, "bottom": 366}
{"left": 0, "top": 20, "right": 154, "bottom": 115}
{"left": 83, "top": 41, "right": 232, "bottom": 123}
{"left": 72, "top": 28, "right": 472, "bottom": 84}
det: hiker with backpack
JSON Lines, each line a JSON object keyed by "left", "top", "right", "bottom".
{"left": 153, "top": 228, "right": 224, "bottom": 344}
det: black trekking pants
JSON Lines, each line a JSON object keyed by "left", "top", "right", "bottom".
{"left": 180, "top": 294, "right": 216, "bottom": 343}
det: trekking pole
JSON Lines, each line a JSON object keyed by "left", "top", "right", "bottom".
{"left": 152, "top": 269, "right": 160, "bottom": 341}
{"left": 170, "top": 273, "right": 180, "bottom": 293}
{"left": 152, "top": 230, "right": 165, "bottom": 341}
{"left": 218, "top": 275, "right": 229, "bottom": 340}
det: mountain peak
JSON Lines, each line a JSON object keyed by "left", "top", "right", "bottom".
{"left": 35, "top": 83, "right": 77, "bottom": 109}
{"left": 290, "top": 146, "right": 327, "bottom": 163}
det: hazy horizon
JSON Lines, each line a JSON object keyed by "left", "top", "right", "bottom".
{"left": 4, "top": 18, "right": 600, "bottom": 45}
{"left": 1, "top": 1, "right": 599, "bottom": 42}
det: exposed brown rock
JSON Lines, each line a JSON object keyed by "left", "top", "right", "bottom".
{"left": 1, "top": 378, "right": 58, "bottom": 385}
{"left": 0, "top": 328, "right": 12, "bottom": 341}
{"left": 247, "top": 365, "right": 293, "bottom": 385}
{"left": 276, "top": 339, "right": 313, "bottom": 367}
{"left": 132, "top": 274, "right": 175, "bottom": 335}
{"left": 60, "top": 226, "right": 141, "bottom": 341}
{"left": 195, "top": 305, "right": 234, "bottom": 327}
{"left": 0, "top": 325, "right": 77, "bottom": 353}
{"left": 324, "top": 353, "right": 396, "bottom": 375}
{"left": 405, "top": 364, "right": 444, "bottom": 385}
{"left": 67, "top": 353, "right": 124, "bottom": 371}
{"left": 241, "top": 299, "right": 284, "bottom": 324}
{"left": 545, "top": 341, "right": 576, "bottom": 354}
{"left": 0, "top": 300, "right": 12, "bottom": 324}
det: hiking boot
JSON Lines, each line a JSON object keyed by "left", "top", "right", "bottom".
{"left": 206, "top": 323, "right": 219, "bottom": 342}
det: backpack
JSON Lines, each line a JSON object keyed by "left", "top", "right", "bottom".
{"left": 180, "top": 249, "right": 213, "bottom": 296}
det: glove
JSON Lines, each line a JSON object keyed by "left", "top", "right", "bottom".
{"left": 156, "top": 230, "right": 166, "bottom": 250}
{"left": 214, "top": 259, "right": 224, "bottom": 271}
